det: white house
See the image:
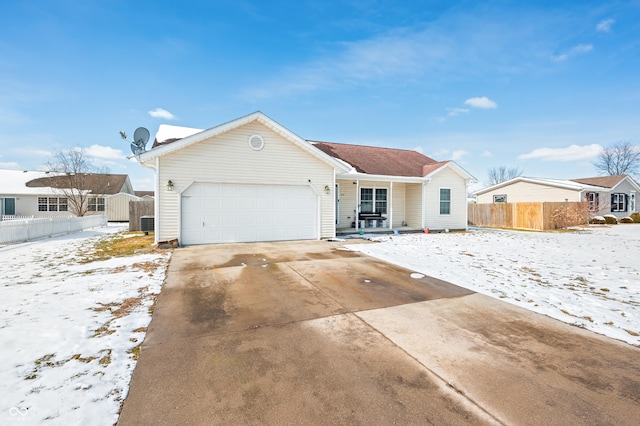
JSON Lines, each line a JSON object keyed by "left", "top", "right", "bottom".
{"left": 0, "top": 170, "right": 136, "bottom": 221}
{"left": 475, "top": 175, "right": 640, "bottom": 219}
{"left": 137, "top": 112, "right": 476, "bottom": 246}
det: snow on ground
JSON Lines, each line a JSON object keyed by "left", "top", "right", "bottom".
{"left": 0, "top": 224, "right": 170, "bottom": 425}
{"left": 347, "top": 225, "right": 640, "bottom": 346}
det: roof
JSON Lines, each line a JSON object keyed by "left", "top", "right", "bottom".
{"left": 0, "top": 170, "right": 64, "bottom": 195}
{"left": 570, "top": 175, "right": 626, "bottom": 188}
{"left": 25, "top": 172, "right": 130, "bottom": 195}
{"left": 139, "top": 111, "right": 351, "bottom": 173}
{"left": 152, "top": 124, "right": 203, "bottom": 148}
{"left": 135, "top": 190, "right": 154, "bottom": 197}
{"left": 310, "top": 141, "right": 439, "bottom": 177}
{"left": 475, "top": 176, "right": 624, "bottom": 195}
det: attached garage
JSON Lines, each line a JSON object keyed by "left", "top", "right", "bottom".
{"left": 180, "top": 182, "right": 318, "bottom": 245}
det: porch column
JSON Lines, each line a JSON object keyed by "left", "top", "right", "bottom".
{"left": 389, "top": 182, "right": 393, "bottom": 229}
{"left": 355, "top": 180, "right": 360, "bottom": 231}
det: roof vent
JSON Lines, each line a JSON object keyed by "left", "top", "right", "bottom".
{"left": 248, "top": 135, "right": 264, "bottom": 151}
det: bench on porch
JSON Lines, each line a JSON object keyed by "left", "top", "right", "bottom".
{"left": 353, "top": 213, "right": 387, "bottom": 228}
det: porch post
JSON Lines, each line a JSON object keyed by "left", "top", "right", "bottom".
{"left": 355, "top": 180, "right": 360, "bottom": 231}
{"left": 389, "top": 182, "right": 393, "bottom": 229}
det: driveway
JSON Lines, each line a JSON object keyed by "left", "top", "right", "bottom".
{"left": 118, "top": 240, "right": 640, "bottom": 425}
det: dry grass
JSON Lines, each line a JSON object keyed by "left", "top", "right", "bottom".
{"left": 79, "top": 232, "right": 157, "bottom": 263}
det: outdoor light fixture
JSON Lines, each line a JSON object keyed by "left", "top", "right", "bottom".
{"left": 166, "top": 180, "right": 174, "bottom": 191}
{"left": 324, "top": 185, "right": 331, "bottom": 194}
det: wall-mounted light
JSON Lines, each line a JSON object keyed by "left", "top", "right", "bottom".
{"left": 324, "top": 185, "right": 331, "bottom": 195}
{"left": 166, "top": 180, "right": 174, "bottom": 191}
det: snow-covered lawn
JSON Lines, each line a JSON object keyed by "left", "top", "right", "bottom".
{"left": 347, "top": 225, "right": 640, "bottom": 346}
{"left": 0, "top": 224, "right": 170, "bottom": 425}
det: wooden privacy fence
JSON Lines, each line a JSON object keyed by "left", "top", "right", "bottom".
{"left": 129, "top": 200, "right": 154, "bottom": 231}
{"left": 468, "top": 202, "right": 589, "bottom": 231}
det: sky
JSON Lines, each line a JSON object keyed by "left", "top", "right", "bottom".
{"left": 1, "top": 0, "right": 639, "bottom": 191}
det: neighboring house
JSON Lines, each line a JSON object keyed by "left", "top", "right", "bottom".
{"left": 135, "top": 191, "right": 155, "bottom": 200}
{"left": 475, "top": 175, "right": 640, "bottom": 219}
{"left": 0, "top": 169, "right": 136, "bottom": 221}
{"left": 137, "top": 111, "right": 476, "bottom": 245}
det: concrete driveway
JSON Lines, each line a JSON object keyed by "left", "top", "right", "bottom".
{"left": 118, "top": 240, "right": 640, "bottom": 425}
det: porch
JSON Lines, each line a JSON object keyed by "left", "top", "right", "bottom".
{"left": 335, "top": 225, "right": 424, "bottom": 236}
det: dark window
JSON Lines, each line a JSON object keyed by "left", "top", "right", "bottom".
{"left": 440, "top": 188, "right": 451, "bottom": 215}
{"left": 493, "top": 194, "right": 507, "bottom": 203}
{"left": 2, "top": 197, "right": 16, "bottom": 215}
{"left": 611, "top": 193, "right": 626, "bottom": 212}
{"left": 38, "top": 197, "right": 48, "bottom": 211}
{"left": 88, "top": 197, "right": 105, "bottom": 212}
{"left": 360, "top": 188, "right": 387, "bottom": 214}
{"left": 586, "top": 192, "right": 599, "bottom": 212}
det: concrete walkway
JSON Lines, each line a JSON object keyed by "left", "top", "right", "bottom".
{"left": 118, "top": 240, "right": 640, "bottom": 425}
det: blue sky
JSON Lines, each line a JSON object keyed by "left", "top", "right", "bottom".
{"left": 1, "top": 0, "right": 639, "bottom": 191}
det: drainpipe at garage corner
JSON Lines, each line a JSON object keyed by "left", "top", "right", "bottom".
{"left": 355, "top": 179, "right": 360, "bottom": 231}
{"left": 421, "top": 181, "right": 426, "bottom": 230}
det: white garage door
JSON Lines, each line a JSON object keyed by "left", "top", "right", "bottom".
{"left": 181, "top": 183, "right": 318, "bottom": 245}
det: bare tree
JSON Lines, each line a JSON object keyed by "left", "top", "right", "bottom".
{"left": 593, "top": 141, "right": 640, "bottom": 176}
{"left": 487, "top": 166, "right": 523, "bottom": 186}
{"left": 46, "top": 148, "right": 109, "bottom": 216}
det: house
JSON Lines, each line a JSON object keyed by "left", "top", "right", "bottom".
{"left": 474, "top": 175, "right": 640, "bottom": 219}
{"left": 136, "top": 111, "right": 476, "bottom": 246}
{"left": 0, "top": 169, "right": 136, "bottom": 221}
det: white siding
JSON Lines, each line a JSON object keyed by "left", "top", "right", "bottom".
{"left": 390, "top": 182, "right": 406, "bottom": 228}
{"left": 424, "top": 168, "right": 468, "bottom": 230}
{"left": 476, "top": 181, "right": 581, "bottom": 204}
{"left": 336, "top": 180, "right": 357, "bottom": 228}
{"left": 3, "top": 194, "right": 73, "bottom": 218}
{"left": 405, "top": 183, "right": 423, "bottom": 228}
{"left": 156, "top": 121, "right": 335, "bottom": 242}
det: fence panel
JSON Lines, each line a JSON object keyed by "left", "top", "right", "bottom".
{"left": 468, "top": 202, "right": 587, "bottom": 230}
{"left": 0, "top": 215, "right": 107, "bottom": 245}
{"left": 129, "top": 200, "right": 154, "bottom": 231}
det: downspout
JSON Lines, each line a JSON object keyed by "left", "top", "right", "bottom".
{"left": 421, "top": 181, "right": 426, "bottom": 230}
{"left": 389, "top": 182, "right": 393, "bottom": 229}
{"left": 355, "top": 179, "right": 360, "bottom": 231}
{"left": 154, "top": 157, "right": 160, "bottom": 245}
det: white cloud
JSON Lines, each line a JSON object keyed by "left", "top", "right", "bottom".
{"left": 85, "top": 144, "right": 126, "bottom": 161}
{"left": 452, "top": 150, "right": 470, "bottom": 161}
{"left": 481, "top": 150, "right": 493, "bottom": 157}
{"left": 447, "top": 107, "right": 469, "bottom": 117}
{"left": 412, "top": 146, "right": 424, "bottom": 154}
{"left": 596, "top": 19, "right": 615, "bottom": 32}
{"left": 464, "top": 97, "right": 497, "bottom": 109}
{"left": 0, "top": 161, "right": 21, "bottom": 169}
{"left": 552, "top": 44, "right": 593, "bottom": 61}
{"left": 517, "top": 144, "right": 602, "bottom": 162}
{"left": 148, "top": 108, "right": 177, "bottom": 120}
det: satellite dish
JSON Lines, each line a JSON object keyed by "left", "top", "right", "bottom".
{"left": 130, "top": 127, "right": 150, "bottom": 156}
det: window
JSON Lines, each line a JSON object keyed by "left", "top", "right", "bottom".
{"left": 630, "top": 191, "right": 636, "bottom": 212}
{"left": 360, "top": 188, "right": 387, "bottom": 214}
{"left": 38, "top": 197, "right": 68, "bottom": 212}
{"left": 586, "top": 192, "right": 599, "bottom": 212}
{"left": 88, "top": 197, "right": 105, "bottom": 212}
{"left": 611, "top": 193, "right": 627, "bottom": 212}
{"left": 1, "top": 197, "right": 16, "bottom": 215}
{"left": 493, "top": 194, "right": 507, "bottom": 203}
{"left": 440, "top": 188, "right": 451, "bottom": 215}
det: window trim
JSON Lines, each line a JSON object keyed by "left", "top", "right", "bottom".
{"left": 1, "top": 197, "right": 16, "bottom": 215}
{"left": 586, "top": 192, "right": 599, "bottom": 212}
{"left": 439, "top": 187, "right": 451, "bottom": 215}
{"left": 611, "top": 193, "right": 627, "bottom": 212}
{"left": 88, "top": 197, "right": 106, "bottom": 212}
{"left": 360, "top": 187, "right": 388, "bottom": 214}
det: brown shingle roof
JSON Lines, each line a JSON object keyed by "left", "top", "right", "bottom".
{"left": 570, "top": 175, "right": 626, "bottom": 188}
{"left": 311, "top": 141, "right": 439, "bottom": 177}
{"left": 26, "top": 173, "right": 129, "bottom": 195}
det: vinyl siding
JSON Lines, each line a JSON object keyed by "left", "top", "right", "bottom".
{"left": 405, "top": 183, "right": 423, "bottom": 228}
{"left": 390, "top": 182, "right": 406, "bottom": 228}
{"left": 106, "top": 193, "right": 141, "bottom": 222}
{"left": 424, "top": 168, "right": 468, "bottom": 230}
{"left": 476, "top": 181, "right": 581, "bottom": 204}
{"left": 336, "top": 180, "right": 357, "bottom": 227}
{"left": 156, "top": 121, "right": 335, "bottom": 242}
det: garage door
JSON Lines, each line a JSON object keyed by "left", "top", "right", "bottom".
{"left": 181, "top": 183, "right": 318, "bottom": 245}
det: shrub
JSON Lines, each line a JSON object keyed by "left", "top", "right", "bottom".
{"left": 631, "top": 212, "right": 640, "bottom": 223}
{"left": 620, "top": 217, "right": 634, "bottom": 223}
{"left": 604, "top": 214, "right": 618, "bottom": 224}
{"left": 590, "top": 216, "right": 606, "bottom": 224}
